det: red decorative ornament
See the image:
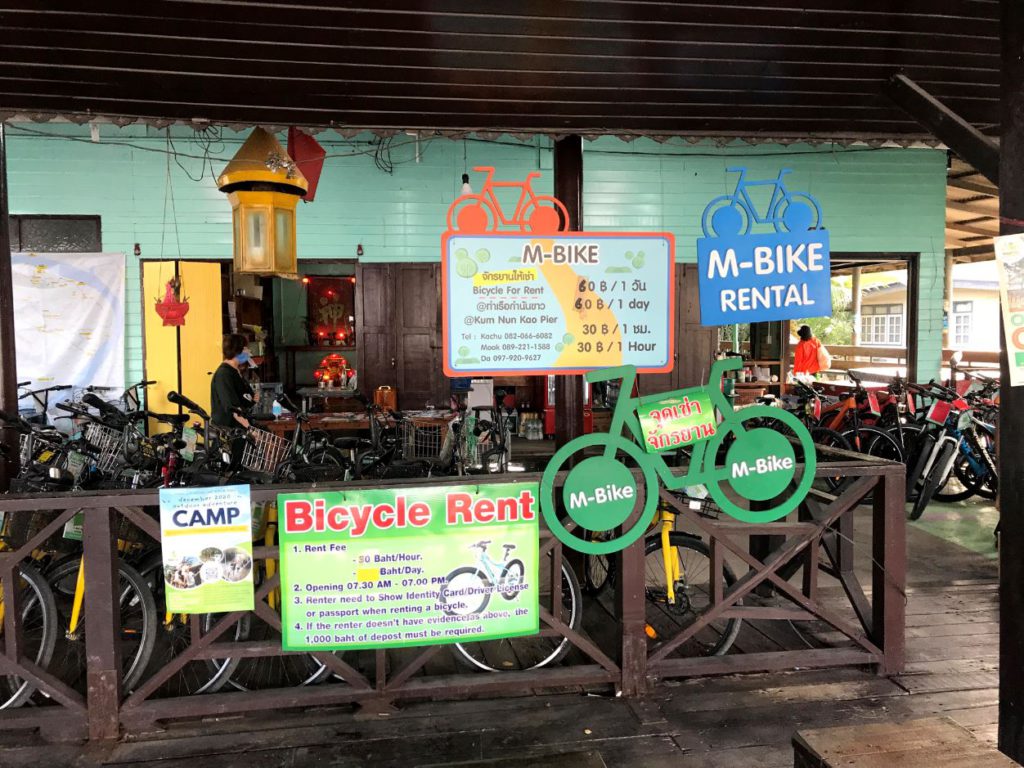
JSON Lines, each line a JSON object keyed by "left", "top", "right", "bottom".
{"left": 155, "top": 277, "right": 190, "bottom": 327}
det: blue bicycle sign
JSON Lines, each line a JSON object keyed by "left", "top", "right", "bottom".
{"left": 700, "top": 167, "right": 823, "bottom": 238}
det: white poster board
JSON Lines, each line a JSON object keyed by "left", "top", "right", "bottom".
{"left": 11, "top": 252, "right": 125, "bottom": 413}
{"left": 995, "top": 234, "right": 1024, "bottom": 386}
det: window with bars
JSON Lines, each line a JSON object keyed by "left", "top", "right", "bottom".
{"left": 952, "top": 301, "right": 973, "bottom": 347}
{"left": 8, "top": 215, "right": 102, "bottom": 253}
{"left": 861, "top": 303, "right": 904, "bottom": 346}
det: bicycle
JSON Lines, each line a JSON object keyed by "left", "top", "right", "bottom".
{"left": 700, "top": 167, "right": 823, "bottom": 238}
{"left": 816, "top": 373, "right": 903, "bottom": 465}
{"left": 447, "top": 165, "right": 569, "bottom": 235}
{"left": 541, "top": 356, "right": 816, "bottom": 556}
{"left": 443, "top": 542, "right": 582, "bottom": 673}
{"left": 584, "top": 491, "right": 742, "bottom": 658}
{"left": 439, "top": 540, "right": 525, "bottom": 617}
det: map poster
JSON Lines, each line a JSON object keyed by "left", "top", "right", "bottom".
{"left": 442, "top": 233, "right": 674, "bottom": 376}
{"left": 159, "top": 485, "right": 255, "bottom": 613}
{"left": 995, "top": 233, "right": 1024, "bottom": 386}
{"left": 12, "top": 252, "right": 125, "bottom": 409}
{"left": 278, "top": 483, "right": 539, "bottom": 652}
{"left": 636, "top": 388, "right": 717, "bottom": 453}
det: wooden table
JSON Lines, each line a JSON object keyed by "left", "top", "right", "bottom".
{"left": 260, "top": 413, "right": 369, "bottom": 439}
{"left": 296, "top": 386, "right": 361, "bottom": 413}
{"left": 794, "top": 717, "right": 1016, "bottom": 768}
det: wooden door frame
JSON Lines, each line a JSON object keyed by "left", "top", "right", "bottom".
{"left": 831, "top": 252, "right": 920, "bottom": 382}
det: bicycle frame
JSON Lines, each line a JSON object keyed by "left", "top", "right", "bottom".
{"left": 472, "top": 166, "right": 542, "bottom": 227}
{"left": 584, "top": 356, "right": 743, "bottom": 493}
{"left": 726, "top": 167, "right": 792, "bottom": 224}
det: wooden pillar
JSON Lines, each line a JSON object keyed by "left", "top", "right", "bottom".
{"left": 850, "top": 267, "right": 862, "bottom": 346}
{"left": 999, "top": 0, "right": 1024, "bottom": 758}
{"left": 0, "top": 125, "right": 17, "bottom": 490}
{"left": 553, "top": 136, "right": 584, "bottom": 449}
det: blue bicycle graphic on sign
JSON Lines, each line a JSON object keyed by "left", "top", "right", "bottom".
{"left": 700, "top": 167, "right": 823, "bottom": 238}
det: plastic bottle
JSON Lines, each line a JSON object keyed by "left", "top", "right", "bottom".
{"left": 271, "top": 398, "right": 283, "bottom": 419}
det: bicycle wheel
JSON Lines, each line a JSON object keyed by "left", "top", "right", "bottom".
{"left": 703, "top": 407, "right": 815, "bottom": 524}
{"left": 910, "top": 442, "right": 956, "bottom": 520}
{"left": 809, "top": 427, "right": 851, "bottom": 491}
{"left": 439, "top": 567, "right": 492, "bottom": 615}
{"left": 47, "top": 557, "right": 158, "bottom": 692}
{"left": 840, "top": 426, "right": 903, "bottom": 462}
{"left": 283, "top": 448, "right": 349, "bottom": 483}
{"left": 479, "top": 447, "right": 508, "bottom": 474}
{"left": 934, "top": 450, "right": 981, "bottom": 503}
{"left": 643, "top": 533, "right": 740, "bottom": 657}
{"left": 136, "top": 553, "right": 241, "bottom": 696}
{"left": 521, "top": 196, "right": 569, "bottom": 234}
{"left": 0, "top": 564, "right": 58, "bottom": 708}
{"left": 540, "top": 433, "right": 658, "bottom": 555}
{"left": 700, "top": 195, "right": 751, "bottom": 237}
{"left": 447, "top": 195, "right": 499, "bottom": 234}
{"left": 452, "top": 552, "right": 582, "bottom": 672}
{"left": 498, "top": 559, "right": 525, "bottom": 600}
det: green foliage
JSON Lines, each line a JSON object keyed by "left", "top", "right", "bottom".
{"left": 791, "top": 278, "right": 853, "bottom": 346}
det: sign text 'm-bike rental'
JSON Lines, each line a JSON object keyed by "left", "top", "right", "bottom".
{"left": 696, "top": 167, "right": 832, "bottom": 326}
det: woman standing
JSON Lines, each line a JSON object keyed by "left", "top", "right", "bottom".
{"left": 793, "top": 325, "right": 824, "bottom": 377}
{"left": 211, "top": 334, "right": 254, "bottom": 465}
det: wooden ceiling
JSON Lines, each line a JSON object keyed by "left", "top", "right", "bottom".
{"left": 0, "top": 1, "right": 1001, "bottom": 138}
{"left": 947, "top": 156, "right": 999, "bottom": 258}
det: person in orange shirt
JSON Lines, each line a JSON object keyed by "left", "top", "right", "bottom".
{"left": 793, "top": 325, "right": 822, "bottom": 376}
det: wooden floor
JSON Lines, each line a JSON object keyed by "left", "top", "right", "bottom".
{"left": 0, "top": 507, "right": 1001, "bottom": 768}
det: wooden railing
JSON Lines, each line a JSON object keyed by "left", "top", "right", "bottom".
{"left": 0, "top": 456, "right": 905, "bottom": 742}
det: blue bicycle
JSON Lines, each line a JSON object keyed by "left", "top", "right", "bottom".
{"left": 701, "top": 167, "right": 823, "bottom": 238}
{"left": 439, "top": 540, "right": 525, "bottom": 617}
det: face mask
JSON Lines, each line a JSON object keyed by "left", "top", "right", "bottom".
{"left": 236, "top": 350, "right": 251, "bottom": 365}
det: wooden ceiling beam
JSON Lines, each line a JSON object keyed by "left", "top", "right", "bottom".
{"left": 885, "top": 74, "right": 999, "bottom": 183}
{"left": 948, "top": 176, "right": 1000, "bottom": 195}
{"left": 946, "top": 199, "right": 999, "bottom": 216}
{"left": 946, "top": 220, "right": 999, "bottom": 237}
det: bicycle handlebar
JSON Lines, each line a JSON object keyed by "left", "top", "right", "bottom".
{"left": 168, "top": 391, "right": 210, "bottom": 421}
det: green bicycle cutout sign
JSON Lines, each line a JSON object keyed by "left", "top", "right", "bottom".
{"left": 539, "top": 356, "right": 817, "bottom": 554}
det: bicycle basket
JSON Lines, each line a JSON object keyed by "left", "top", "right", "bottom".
{"left": 402, "top": 418, "right": 447, "bottom": 461}
{"left": 18, "top": 431, "right": 62, "bottom": 468}
{"left": 83, "top": 422, "right": 125, "bottom": 474}
{"left": 463, "top": 415, "right": 511, "bottom": 468}
{"left": 240, "top": 427, "right": 290, "bottom": 475}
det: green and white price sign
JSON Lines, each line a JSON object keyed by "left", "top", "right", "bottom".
{"left": 636, "top": 388, "right": 717, "bottom": 453}
{"left": 278, "top": 483, "right": 540, "bottom": 651}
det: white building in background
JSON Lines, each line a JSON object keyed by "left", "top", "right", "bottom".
{"left": 861, "top": 261, "right": 1000, "bottom": 352}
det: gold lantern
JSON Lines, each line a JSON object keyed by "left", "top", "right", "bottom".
{"left": 217, "top": 128, "right": 308, "bottom": 279}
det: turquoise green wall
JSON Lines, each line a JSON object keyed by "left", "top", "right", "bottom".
{"left": 5, "top": 125, "right": 946, "bottom": 383}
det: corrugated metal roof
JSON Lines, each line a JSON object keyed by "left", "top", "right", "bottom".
{"left": 0, "top": 1, "right": 1000, "bottom": 139}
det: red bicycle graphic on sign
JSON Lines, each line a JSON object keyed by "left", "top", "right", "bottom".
{"left": 447, "top": 166, "right": 570, "bottom": 234}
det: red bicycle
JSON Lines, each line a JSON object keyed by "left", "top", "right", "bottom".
{"left": 447, "top": 166, "right": 569, "bottom": 234}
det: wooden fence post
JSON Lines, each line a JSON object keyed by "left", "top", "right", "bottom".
{"left": 83, "top": 506, "right": 123, "bottom": 740}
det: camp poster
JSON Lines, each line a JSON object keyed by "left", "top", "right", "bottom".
{"left": 995, "top": 233, "right": 1024, "bottom": 386}
{"left": 442, "top": 233, "right": 675, "bottom": 376}
{"left": 158, "top": 485, "right": 255, "bottom": 613}
{"left": 278, "top": 483, "right": 539, "bottom": 651}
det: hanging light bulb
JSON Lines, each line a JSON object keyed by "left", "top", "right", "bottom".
{"left": 460, "top": 172, "right": 473, "bottom": 197}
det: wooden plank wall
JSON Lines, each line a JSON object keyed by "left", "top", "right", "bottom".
{"left": 5, "top": 126, "right": 947, "bottom": 387}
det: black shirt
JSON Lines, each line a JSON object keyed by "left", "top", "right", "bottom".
{"left": 210, "top": 362, "right": 254, "bottom": 427}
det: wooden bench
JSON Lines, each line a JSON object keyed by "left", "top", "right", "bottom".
{"left": 793, "top": 717, "right": 1019, "bottom": 768}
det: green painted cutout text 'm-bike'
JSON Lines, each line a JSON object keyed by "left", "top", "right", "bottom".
{"left": 539, "top": 357, "right": 816, "bottom": 554}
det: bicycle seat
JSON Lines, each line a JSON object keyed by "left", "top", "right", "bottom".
{"left": 502, "top": 543, "right": 516, "bottom": 551}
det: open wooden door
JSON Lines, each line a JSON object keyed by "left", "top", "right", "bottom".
{"left": 356, "top": 263, "right": 447, "bottom": 410}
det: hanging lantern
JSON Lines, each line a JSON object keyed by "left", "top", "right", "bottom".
{"left": 154, "top": 277, "right": 190, "bottom": 326}
{"left": 217, "top": 128, "right": 308, "bottom": 279}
